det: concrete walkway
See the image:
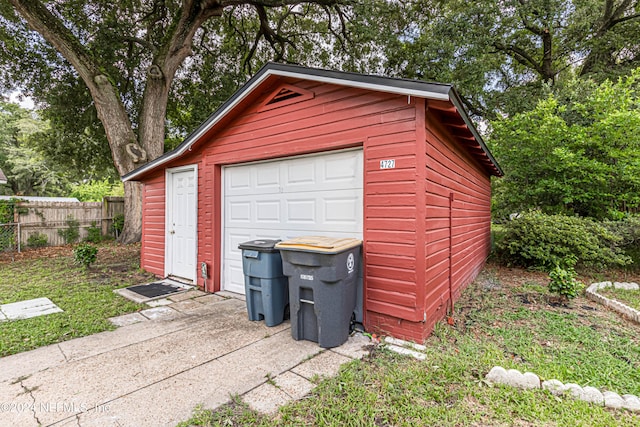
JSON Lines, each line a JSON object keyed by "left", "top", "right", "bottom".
{"left": 0, "top": 291, "right": 371, "bottom": 427}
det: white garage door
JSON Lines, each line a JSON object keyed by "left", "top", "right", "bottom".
{"left": 222, "top": 149, "right": 363, "bottom": 294}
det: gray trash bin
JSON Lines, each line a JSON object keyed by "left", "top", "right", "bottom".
{"left": 275, "top": 236, "right": 362, "bottom": 348}
{"left": 238, "top": 239, "right": 289, "bottom": 327}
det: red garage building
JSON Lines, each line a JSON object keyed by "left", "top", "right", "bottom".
{"left": 123, "top": 63, "right": 502, "bottom": 342}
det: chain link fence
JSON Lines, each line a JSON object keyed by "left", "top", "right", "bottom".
{"left": 0, "top": 223, "right": 19, "bottom": 252}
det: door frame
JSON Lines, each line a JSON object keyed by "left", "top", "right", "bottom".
{"left": 165, "top": 164, "right": 198, "bottom": 283}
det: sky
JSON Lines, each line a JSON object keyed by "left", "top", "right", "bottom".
{"left": 8, "top": 91, "right": 35, "bottom": 109}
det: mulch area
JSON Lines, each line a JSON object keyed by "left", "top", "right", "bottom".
{"left": 0, "top": 244, "right": 73, "bottom": 264}
{"left": 0, "top": 241, "right": 143, "bottom": 264}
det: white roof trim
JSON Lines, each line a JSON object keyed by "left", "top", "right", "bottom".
{"left": 267, "top": 69, "right": 451, "bottom": 101}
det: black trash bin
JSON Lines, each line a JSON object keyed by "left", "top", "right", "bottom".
{"left": 238, "top": 239, "right": 289, "bottom": 327}
{"left": 275, "top": 236, "right": 362, "bottom": 348}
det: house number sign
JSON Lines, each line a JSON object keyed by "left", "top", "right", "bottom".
{"left": 380, "top": 159, "right": 395, "bottom": 169}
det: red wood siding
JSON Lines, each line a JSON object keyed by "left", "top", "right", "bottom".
{"left": 421, "top": 105, "right": 492, "bottom": 338}
{"left": 141, "top": 172, "right": 166, "bottom": 277}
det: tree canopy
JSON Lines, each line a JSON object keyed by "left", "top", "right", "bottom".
{"left": 489, "top": 68, "right": 640, "bottom": 220}
{"left": 385, "top": 0, "right": 640, "bottom": 118}
{"left": 0, "top": 100, "right": 71, "bottom": 196}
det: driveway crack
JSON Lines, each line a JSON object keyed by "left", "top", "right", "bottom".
{"left": 58, "top": 343, "right": 69, "bottom": 362}
{"left": 19, "top": 379, "right": 41, "bottom": 426}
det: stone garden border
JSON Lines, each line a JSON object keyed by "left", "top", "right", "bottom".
{"left": 485, "top": 366, "right": 640, "bottom": 412}
{"left": 586, "top": 281, "right": 640, "bottom": 325}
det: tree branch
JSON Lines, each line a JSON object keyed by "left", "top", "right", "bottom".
{"left": 493, "top": 42, "right": 544, "bottom": 76}
{"left": 120, "top": 36, "right": 157, "bottom": 55}
{"left": 8, "top": 0, "right": 99, "bottom": 86}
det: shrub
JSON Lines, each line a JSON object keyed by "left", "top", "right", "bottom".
{"left": 605, "top": 215, "right": 640, "bottom": 246}
{"left": 548, "top": 257, "right": 584, "bottom": 301}
{"left": 57, "top": 215, "right": 80, "bottom": 244}
{"left": 85, "top": 222, "right": 103, "bottom": 243}
{"left": 73, "top": 243, "right": 98, "bottom": 268}
{"left": 495, "top": 211, "right": 631, "bottom": 269}
{"left": 70, "top": 179, "right": 124, "bottom": 202}
{"left": 111, "top": 213, "right": 124, "bottom": 238}
{"left": 27, "top": 233, "right": 48, "bottom": 248}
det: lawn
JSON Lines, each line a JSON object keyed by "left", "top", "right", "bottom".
{"left": 180, "top": 263, "right": 640, "bottom": 426}
{"left": 0, "top": 242, "right": 153, "bottom": 356}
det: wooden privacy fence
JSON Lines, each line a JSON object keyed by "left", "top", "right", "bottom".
{"left": 0, "top": 197, "right": 124, "bottom": 252}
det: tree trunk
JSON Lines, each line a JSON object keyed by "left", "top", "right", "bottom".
{"left": 120, "top": 181, "right": 143, "bottom": 243}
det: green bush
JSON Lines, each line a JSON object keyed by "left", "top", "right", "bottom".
{"left": 495, "top": 211, "right": 631, "bottom": 269}
{"left": 605, "top": 215, "right": 640, "bottom": 246}
{"left": 85, "top": 222, "right": 102, "bottom": 243}
{"left": 73, "top": 243, "right": 98, "bottom": 267}
{"left": 548, "top": 257, "right": 584, "bottom": 301}
{"left": 70, "top": 179, "right": 124, "bottom": 202}
{"left": 111, "top": 213, "right": 124, "bottom": 237}
{"left": 57, "top": 215, "right": 80, "bottom": 244}
{"left": 27, "top": 232, "right": 48, "bottom": 248}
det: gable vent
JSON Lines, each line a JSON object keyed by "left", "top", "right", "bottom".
{"left": 266, "top": 87, "right": 303, "bottom": 105}
{"left": 259, "top": 84, "right": 314, "bottom": 111}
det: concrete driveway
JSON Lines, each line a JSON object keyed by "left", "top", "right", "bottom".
{"left": 0, "top": 291, "right": 371, "bottom": 427}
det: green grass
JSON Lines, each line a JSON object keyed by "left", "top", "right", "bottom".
{"left": 0, "top": 242, "right": 153, "bottom": 356}
{"left": 180, "top": 263, "right": 640, "bottom": 426}
{"left": 599, "top": 287, "right": 640, "bottom": 311}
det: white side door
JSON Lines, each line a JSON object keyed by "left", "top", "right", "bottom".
{"left": 166, "top": 166, "right": 197, "bottom": 282}
{"left": 222, "top": 149, "right": 363, "bottom": 294}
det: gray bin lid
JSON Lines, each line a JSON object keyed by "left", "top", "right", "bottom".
{"left": 238, "top": 239, "right": 281, "bottom": 253}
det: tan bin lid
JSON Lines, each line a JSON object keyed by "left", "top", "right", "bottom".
{"left": 275, "top": 236, "right": 362, "bottom": 253}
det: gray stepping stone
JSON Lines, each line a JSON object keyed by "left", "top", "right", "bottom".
{"left": 109, "top": 312, "right": 147, "bottom": 327}
{"left": 140, "top": 306, "right": 180, "bottom": 320}
{"left": 1, "top": 297, "right": 63, "bottom": 320}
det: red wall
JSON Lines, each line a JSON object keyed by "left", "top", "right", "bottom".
{"left": 366, "top": 101, "right": 492, "bottom": 341}
{"left": 141, "top": 173, "right": 166, "bottom": 277}
{"left": 139, "top": 78, "right": 492, "bottom": 343}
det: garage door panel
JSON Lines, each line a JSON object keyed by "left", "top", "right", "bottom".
{"left": 222, "top": 150, "right": 363, "bottom": 294}
{"left": 256, "top": 164, "right": 280, "bottom": 190}
{"left": 255, "top": 200, "right": 280, "bottom": 222}
{"left": 286, "top": 160, "right": 316, "bottom": 186}
{"left": 226, "top": 167, "right": 251, "bottom": 191}
{"left": 227, "top": 201, "right": 251, "bottom": 223}
{"left": 285, "top": 199, "right": 316, "bottom": 223}
{"left": 324, "top": 197, "right": 360, "bottom": 224}
{"left": 227, "top": 232, "right": 252, "bottom": 257}
{"left": 324, "top": 156, "right": 360, "bottom": 182}
{"left": 227, "top": 262, "right": 246, "bottom": 294}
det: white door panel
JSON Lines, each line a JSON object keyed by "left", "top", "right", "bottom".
{"left": 222, "top": 150, "right": 363, "bottom": 294}
{"left": 166, "top": 167, "right": 197, "bottom": 281}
